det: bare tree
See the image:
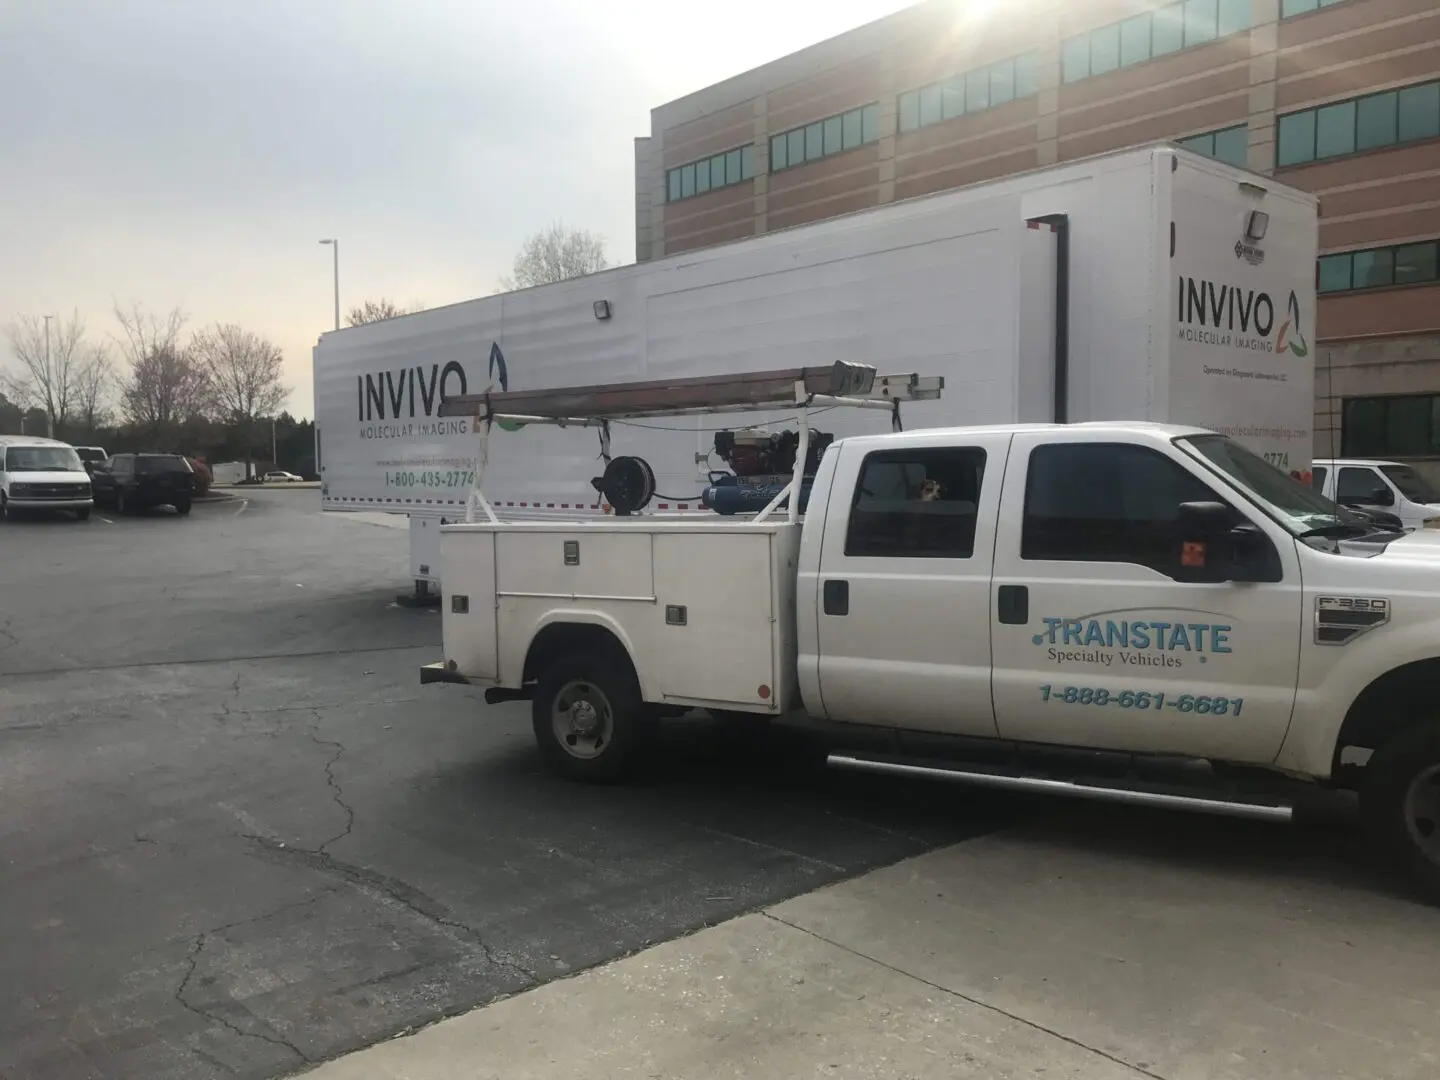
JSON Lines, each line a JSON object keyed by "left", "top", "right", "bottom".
{"left": 192, "top": 324, "right": 289, "bottom": 474}
{"left": 112, "top": 300, "right": 187, "bottom": 366}
{"left": 1, "top": 310, "right": 89, "bottom": 438}
{"left": 346, "top": 298, "right": 424, "bottom": 326}
{"left": 499, "top": 223, "right": 608, "bottom": 291}
{"left": 72, "top": 346, "right": 116, "bottom": 437}
{"left": 113, "top": 302, "right": 208, "bottom": 445}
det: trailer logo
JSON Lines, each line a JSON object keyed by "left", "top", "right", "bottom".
{"left": 1274, "top": 291, "right": 1308, "bottom": 358}
{"left": 488, "top": 342, "right": 509, "bottom": 392}
{"left": 1234, "top": 240, "right": 1265, "bottom": 266}
{"left": 1176, "top": 276, "right": 1310, "bottom": 358}
{"left": 358, "top": 361, "right": 468, "bottom": 422}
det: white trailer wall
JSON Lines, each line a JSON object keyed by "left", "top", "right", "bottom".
{"left": 315, "top": 145, "right": 1316, "bottom": 523}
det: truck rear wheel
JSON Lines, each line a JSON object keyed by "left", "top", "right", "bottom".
{"left": 533, "top": 650, "right": 646, "bottom": 783}
{"left": 1361, "top": 720, "right": 1440, "bottom": 903}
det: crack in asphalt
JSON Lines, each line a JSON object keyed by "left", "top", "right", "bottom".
{"left": 246, "top": 835, "right": 537, "bottom": 984}
{"left": 310, "top": 712, "right": 355, "bottom": 855}
{"left": 0, "top": 620, "right": 17, "bottom": 652}
{"left": 173, "top": 895, "right": 337, "bottom": 1065}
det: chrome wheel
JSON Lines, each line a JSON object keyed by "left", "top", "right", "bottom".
{"left": 1404, "top": 763, "right": 1440, "bottom": 865}
{"left": 551, "top": 680, "right": 613, "bottom": 760}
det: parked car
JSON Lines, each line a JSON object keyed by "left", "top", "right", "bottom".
{"left": 263, "top": 470, "right": 303, "bottom": 483}
{"left": 0, "top": 436, "right": 93, "bottom": 521}
{"left": 1312, "top": 458, "right": 1440, "bottom": 531}
{"left": 72, "top": 446, "right": 108, "bottom": 474}
{"left": 91, "top": 453, "right": 196, "bottom": 515}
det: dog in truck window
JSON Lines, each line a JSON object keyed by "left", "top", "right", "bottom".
{"left": 919, "top": 478, "right": 943, "bottom": 501}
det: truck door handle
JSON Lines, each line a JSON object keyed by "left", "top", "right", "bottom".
{"left": 997, "top": 584, "right": 1028, "bottom": 625}
{"left": 823, "top": 580, "right": 849, "bottom": 616}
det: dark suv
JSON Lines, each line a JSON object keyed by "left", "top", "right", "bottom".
{"left": 91, "top": 453, "right": 196, "bottom": 515}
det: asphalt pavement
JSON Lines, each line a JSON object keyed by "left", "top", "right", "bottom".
{"left": 0, "top": 490, "right": 1033, "bottom": 1080}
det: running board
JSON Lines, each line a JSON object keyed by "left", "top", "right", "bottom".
{"left": 826, "top": 755, "right": 1295, "bottom": 823}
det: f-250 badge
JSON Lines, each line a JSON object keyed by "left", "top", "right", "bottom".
{"left": 1315, "top": 596, "right": 1390, "bottom": 646}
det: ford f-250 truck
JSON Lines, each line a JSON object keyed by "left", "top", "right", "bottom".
{"left": 424, "top": 371, "right": 1440, "bottom": 902}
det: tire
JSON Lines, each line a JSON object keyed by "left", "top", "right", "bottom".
{"left": 532, "top": 650, "right": 647, "bottom": 783}
{"left": 75, "top": 507, "right": 91, "bottom": 521}
{"left": 1361, "top": 720, "right": 1440, "bottom": 903}
{"left": 175, "top": 498, "right": 192, "bottom": 516}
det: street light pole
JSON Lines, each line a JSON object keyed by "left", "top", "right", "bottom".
{"left": 319, "top": 238, "right": 339, "bottom": 330}
{"left": 42, "top": 315, "right": 53, "bottom": 437}
{"left": 272, "top": 417, "right": 278, "bottom": 468}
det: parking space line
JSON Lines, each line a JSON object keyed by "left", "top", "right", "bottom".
{"left": 233, "top": 499, "right": 249, "bottom": 517}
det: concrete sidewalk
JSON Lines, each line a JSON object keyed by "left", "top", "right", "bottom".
{"left": 300, "top": 809, "right": 1440, "bottom": 1080}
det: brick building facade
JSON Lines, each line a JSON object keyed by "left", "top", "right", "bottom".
{"left": 634, "top": 0, "right": 1440, "bottom": 466}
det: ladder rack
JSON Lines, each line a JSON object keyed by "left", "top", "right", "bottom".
{"left": 443, "top": 361, "right": 944, "bottom": 525}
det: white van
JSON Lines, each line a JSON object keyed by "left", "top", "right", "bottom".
{"left": 1312, "top": 458, "right": 1440, "bottom": 531}
{"left": 0, "top": 436, "right": 94, "bottom": 521}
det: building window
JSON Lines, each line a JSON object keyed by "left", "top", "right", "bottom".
{"left": 1342, "top": 395, "right": 1440, "bottom": 458}
{"left": 770, "top": 103, "right": 880, "bottom": 172}
{"left": 845, "top": 447, "right": 987, "bottom": 559}
{"left": 897, "top": 52, "right": 1040, "bottom": 135}
{"left": 1062, "top": 0, "right": 1249, "bottom": 84}
{"left": 1316, "top": 239, "right": 1440, "bottom": 294}
{"left": 666, "top": 145, "right": 756, "bottom": 203}
{"left": 1177, "top": 124, "right": 1250, "bottom": 168}
{"left": 1277, "top": 79, "right": 1440, "bottom": 167}
{"left": 1280, "top": 0, "right": 1347, "bottom": 16}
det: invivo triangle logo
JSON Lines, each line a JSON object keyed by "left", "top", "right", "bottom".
{"left": 1274, "top": 291, "right": 1308, "bottom": 359}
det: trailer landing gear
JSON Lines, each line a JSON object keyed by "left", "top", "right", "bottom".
{"left": 396, "top": 580, "right": 441, "bottom": 608}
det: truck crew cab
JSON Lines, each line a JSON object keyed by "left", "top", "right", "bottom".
{"left": 426, "top": 379, "right": 1440, "bottom": 902}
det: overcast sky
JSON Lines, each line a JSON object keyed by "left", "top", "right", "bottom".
{"left": 0, "top": 0, "right": 913, "bottom": 417}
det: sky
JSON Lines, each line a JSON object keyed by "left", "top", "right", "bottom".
{"left": 0, "top": 0, "right": 915, "bottom": 417}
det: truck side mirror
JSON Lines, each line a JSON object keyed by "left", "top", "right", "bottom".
{"left": 1175, "top": 501, "right": 1234, "bottom": 583}
{"left": 1366, "top": 485, "right": 1396, "bottom": 507}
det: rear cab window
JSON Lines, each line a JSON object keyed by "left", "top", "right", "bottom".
{"left": 846, "top": 447, "right": 987, "bottom": 558}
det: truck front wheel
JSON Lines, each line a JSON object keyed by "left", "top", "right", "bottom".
{"left": 533, "top": 651, "right": 646, "bottom": 783}
{"left": 1361, "top": 720, "right": 1440, "bottom": 903}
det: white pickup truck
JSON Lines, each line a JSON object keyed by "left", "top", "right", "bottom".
{"left": 423, "top": 370, "right": 1440, "bottom": 901}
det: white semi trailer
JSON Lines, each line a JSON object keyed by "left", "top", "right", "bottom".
{"left": 312, "top": 144, "right": 1318, "bottom": 595}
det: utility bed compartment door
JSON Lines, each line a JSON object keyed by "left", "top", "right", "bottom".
{"left": 440, "top": 529, "right": 498, "bottom": 681}
{"left": 651, "top": 531, "right": 785, "bottom": 710}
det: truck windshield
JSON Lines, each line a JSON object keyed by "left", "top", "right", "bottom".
{"left": 1380, "top": 464, "right": 1440, "bottom": 503}
{"left": 4, "top": 446, "right": 83, "bottom": 472}
{"left": 1176, "top": 434, "right": 1345, "bottom": 535}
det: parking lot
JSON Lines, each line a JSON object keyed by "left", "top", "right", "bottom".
{"left": 3, "top": 489, "right": 1439, "bottom": 1080}
{"left": 0, "top": 489, "right": 1031, "bottom": 1079}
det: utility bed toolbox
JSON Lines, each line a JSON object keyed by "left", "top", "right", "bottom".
{"left": 439, "top": 519, "right": 802, "bottom": 713}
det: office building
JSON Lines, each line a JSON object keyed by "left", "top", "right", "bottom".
{"left": 634, "top": 0, "right": 1440, "bottom": 466}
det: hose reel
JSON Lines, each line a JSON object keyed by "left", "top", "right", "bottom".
{"left": 590, "top": 455, "right": 655, "bottom": 515}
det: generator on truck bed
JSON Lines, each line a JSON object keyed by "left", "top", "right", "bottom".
{"left": 313, "top": 144, "right": 1318, "bottom": 597}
